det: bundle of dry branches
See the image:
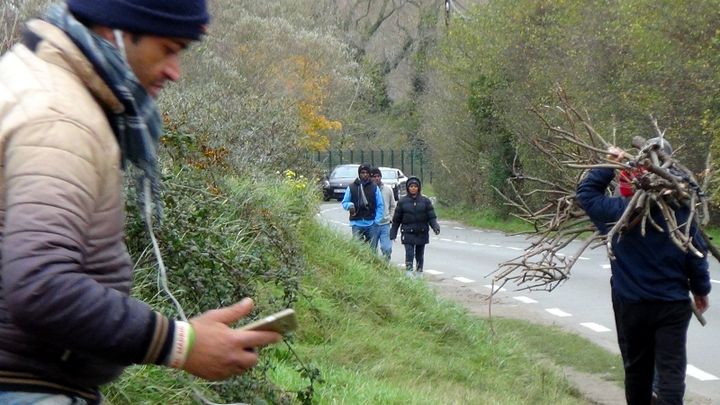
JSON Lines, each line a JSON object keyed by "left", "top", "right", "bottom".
{"left": 489, "top": 87, "right": 716, "bottom": 294}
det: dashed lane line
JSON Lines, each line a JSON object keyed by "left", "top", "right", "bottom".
{"left": 453, "top": 276, "right": 475, "bottom": 283}
{"left": 711, "top": 279, "right": 719, "bottom": 284}
{"left": 472, "top": 243, "right": 485, "bottom": 246}
{"left": 453, "top": 226, "right": 466, "bottom": 230}
{"left": 424, "top": 269, "right": 443, "bottom": 275}
{"left": 488, "top": 244, "right": 502, "bottom": 248}
{"left": 686, "top": 365, "right": 719, "bottom": 381}
{"left": 601, "top": 264, "right": 611, "bottom": 269}
{"left": 545, "top": 308, "right": 572, "bottom": 317}
{"left": 513, "top": 296, "right": 538, "bottom": 304}
{"left": 555, "top": 252, "right": 590, "bottom": 261}
{"left": 440, "top": 238, "right": 453, "bottom": 242}
{"left": 483, "top": 284, "right": 506, "bottom": 293}
{"left": 580, "top": 322, "right": 611, "bottom": 333}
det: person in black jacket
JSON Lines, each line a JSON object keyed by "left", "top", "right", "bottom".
{"left": 341, "top": 163, "right": 384, "bottom": 243}
{"left": 390, "top": 177, "right": 440, "bottom": 276}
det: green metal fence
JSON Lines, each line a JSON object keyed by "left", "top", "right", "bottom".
{"left": 309, "top": 149, "right": 432, "bottom": 182}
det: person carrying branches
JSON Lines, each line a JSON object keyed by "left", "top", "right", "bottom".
{"left": 576, "top": 138, "right": 711, "bottom": 405}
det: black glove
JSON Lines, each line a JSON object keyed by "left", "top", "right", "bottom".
{"left": 432, "top": 225, "right": 440, "bottom": 235}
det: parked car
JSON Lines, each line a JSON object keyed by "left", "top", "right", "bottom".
{"left": 321, "top": 164, "right": 408, "bottom": 201}
{"left": 322, "top": 164, "right": 359, "bottom": 201}
{"left": 378, "top": 166, "right": 408, "bottom": 200}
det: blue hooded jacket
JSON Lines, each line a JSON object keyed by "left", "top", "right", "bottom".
{"left": 576, "top": 168, "right": 711, "bottom": 303}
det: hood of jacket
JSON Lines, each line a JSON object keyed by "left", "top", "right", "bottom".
{"left": 406, "top": 176, "right": 421, "bottom": 195}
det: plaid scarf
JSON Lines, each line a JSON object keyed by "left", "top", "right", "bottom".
{"left": 43, "top": 3, "right": 163, "bottom": 220}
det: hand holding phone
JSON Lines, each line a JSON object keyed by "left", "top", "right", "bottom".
{"left": 239, "top": 308, "right": 298, "bottom": 335}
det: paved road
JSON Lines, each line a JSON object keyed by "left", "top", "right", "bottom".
{"left": 319, "top": 201, "right": 720, "bottom": 403}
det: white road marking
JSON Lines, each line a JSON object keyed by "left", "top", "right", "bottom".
{"left": 578, "top": 256, "right": 590, "bottom": 260}
{"left": 484, "top": 285, "right": 506, "bottom": 292}
{"left": 440, "top": 238, "right": 453, "bottom": 242}
{"left": 472, "top": 243, "right": 486, "bottom": 246}
{"left": 456, "top": 240, "right": 468, "bottom": 244}
{"left": 425, "top": 269, "right": 443, "bottom": 275}
{"left": 545, "top": 308, "right": 572, "bottom": 317}
{"left": 489, "top": 244, "right": 502, "bottom": 248}
{"left": 453, "top": 226, "right": 466, "bottom": 230}
{"left": 686, "top": 365, "right": 719, "bottom": 381}
{"left": 453, "top": 276, "right": 476, "bottom": 283}
{"left": 601, "top": 264, "right": 611, "bottom": 269}
{"left": 507, "top": 247, "right": 523, "bottom": 251}
{"left": 580, "top": 322, "right": 611, "bottom": 333}
{"left": 513, "top": 296, "right": 538, "bottom": 304}
{"left": 711, "top": 279, "right": 720, "bottom": 284}
{"left": 556, "top": 252, "right": 565, "bottom": 257}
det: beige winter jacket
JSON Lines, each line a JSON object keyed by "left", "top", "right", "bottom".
{"left": 0, "top": 20, "right": 173, "bottom": 401}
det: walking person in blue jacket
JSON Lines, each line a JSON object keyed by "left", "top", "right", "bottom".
{"left": 341, "top": 163, "right": 384, "bottom": 243}
{"left": 390, "top": 177, "right": 440, "bottom": 277}
{"left": 576, "top": 144, "right": 711, "bottom": 405}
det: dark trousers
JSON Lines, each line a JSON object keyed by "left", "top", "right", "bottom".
{"left": 404, "top": 244, "right": 425, "bottom": 270}
{"left": 612, "top": 290, "right": 691, "bottom": 405}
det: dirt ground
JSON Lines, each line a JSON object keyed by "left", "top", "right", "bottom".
{"left": 423, "top": 273, "right": 713, "bottom": 405}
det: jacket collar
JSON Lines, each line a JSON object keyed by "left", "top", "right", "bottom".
{"left": 25, "top": 19, "right": 123, "bottom": 114}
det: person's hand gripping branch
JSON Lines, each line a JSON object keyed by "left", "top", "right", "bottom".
{"left": 607, "top": 145, "right": 627, "bottom": 163}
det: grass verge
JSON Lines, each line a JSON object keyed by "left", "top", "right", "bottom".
{"left": 434, "top": 204, "right": 533, "bottom": 234}
{"left": 262, "top": 220, "right": 623, "bottom": 404}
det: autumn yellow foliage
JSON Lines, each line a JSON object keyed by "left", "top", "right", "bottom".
{"left": 286, "top": 56, "right": 342, "bottom": 151}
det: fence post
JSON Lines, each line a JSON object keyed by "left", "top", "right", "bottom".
{"left": 411, "top": 152, "right": 416, "bottom": 176}
{"left": 419, "top": 152, "right": 424, "bottom": 180}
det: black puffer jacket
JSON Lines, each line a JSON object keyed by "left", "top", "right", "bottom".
{"left": 390, "top": 177, "right": 439, "bottom": 245}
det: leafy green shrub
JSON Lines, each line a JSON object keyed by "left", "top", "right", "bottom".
{"left": 108, "top": 143, "right": 320, "bottom": 402}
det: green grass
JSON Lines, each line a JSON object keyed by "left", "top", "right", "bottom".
{"left": 105, "top": 178, "right": 625, "bottom": 404}
{"left": 259, "top": 221, "right": 623, "bottom": 404}
{"left": 434, "top": 204, "right": 534, "bottom": 234}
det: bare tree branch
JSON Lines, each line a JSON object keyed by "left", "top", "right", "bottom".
{"left": 491, "top": 87, "right": 717, "bottom": 294}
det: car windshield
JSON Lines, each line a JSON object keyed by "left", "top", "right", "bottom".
{"left": 380, "top": 169, "right": 398, "bottom": 180}
{"left": 331, "top": 166, "right": 358, "bottom": 178}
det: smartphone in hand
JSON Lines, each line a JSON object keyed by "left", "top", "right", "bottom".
{"left": 239, "top": 308, "right": 298, "bottom": 335}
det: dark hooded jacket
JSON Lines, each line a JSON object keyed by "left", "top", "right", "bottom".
{"left": 390, "top": 177, "right": 439, "bottom": 245}
{"left": 576, "top": 168, "right": 710, "bottom": 302}
{"left": 347, "top": 163, "right": 378, "bottom": 221}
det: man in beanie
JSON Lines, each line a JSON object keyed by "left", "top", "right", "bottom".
{"left": 0, "top": 1, "right": 279, "bottom": 403}
{"left": 369, "top": 167, "right": 396, "bottom": 261}
{"left": 341, "top": 163, "right": 384, "bottom": 243}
